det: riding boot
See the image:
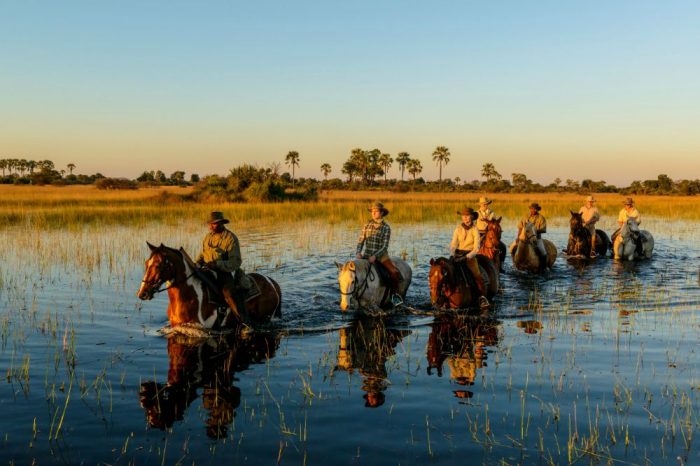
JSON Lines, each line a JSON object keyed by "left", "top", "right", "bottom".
{"left": 536, "top": 238, "right": 548, "bottom": 272}
{"left": 380, "top": 257, "right": 403, "bottom": 306}
{"left": 222, "top": 285, "right": 250, "bottom": 326}
{"left": 475, "top": 277, "right": 489, "bottom": 308}
{"left": 590, "top": 233, "right": 598, "bottom": 258}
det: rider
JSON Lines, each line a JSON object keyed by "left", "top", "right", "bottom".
{"left": 579, "top": 195, "right": 601, "bottom": 258}
{"left": 511, "top": 202, "right": 548, "bottom": 271}
{"left": 356, "top": 202, "right": 403, "bottom": 307}
{"left": 450, "top": 207, "right": 489, "bottom": 309}
{"left": 195, "top": 211, "right": 250, "bottom": 325}
{"left": 476, "top": 196, "right": 495, "bottom": 237}
{"left": 617, "top": 197, "right": 643, "bottom": 252}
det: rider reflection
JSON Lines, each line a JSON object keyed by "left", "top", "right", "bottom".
{"left": 426, "top": 315, "right": 500, "bottom": 399}
{"left": 335, "top": 316, "right": 411, "bottom": 408}
{"left": 139, "top": 332, "right": 279, "bottom": 439}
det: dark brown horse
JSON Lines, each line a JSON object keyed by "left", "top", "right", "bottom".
{"left": 478, "top": 217, "right": 506, "bottom": 272}
{"left": 564, "top": 211, "right": 610, "bottom": 259}
{"left": 137, "top": 243, "right": 281, "bottom": 329}
{"left": 139, "top": 331, "right": 279, "bottom": 438}
{"left": 428, "top": 256, "right": 499, "bottom": 310}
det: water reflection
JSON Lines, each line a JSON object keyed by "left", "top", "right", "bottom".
{"left": 426, "top": 315, "right": 500, "bottom": 399}
{"left": 335, "top": 317, "right": 411, "bottom": 408}
{"left": 139, "top": 332, "right": 279, "bottom": 438}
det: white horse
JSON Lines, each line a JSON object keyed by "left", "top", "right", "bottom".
{"left": 613, "top": 219, "right": 654, "bottom": 260}
{"left": 510, "top": 222, "right": 557, "bottom": 273}
{"left": 335, "top": 258, "right": 412, "bottom": 312}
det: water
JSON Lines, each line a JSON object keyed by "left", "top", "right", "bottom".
{"left": 1, "top": 218, "right": 699, "bottom": 464}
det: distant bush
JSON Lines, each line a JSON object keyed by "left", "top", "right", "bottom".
{"left": 244, "top": 180, "right": 286, "bottom": 202}
{"left": 95, "top": 178, "right": 138, "bottom": 190}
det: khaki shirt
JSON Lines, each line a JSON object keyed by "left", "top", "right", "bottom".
{"left": 450, "top": 223, "right": 480, "bottom": 254}
{"left": 578, "top": 205, "right": 600, "bottom": 225}
{"left": 195, "top": 228, "right": 242, "bottom": 272}
{"left": 518, "top": 214, "right": 547, "bottom": 234}
{"left": 618, "top": 207, "right": 640, "bottom": 225}
{"left": 476, "top": 208, "right": 495, "bottom": 232}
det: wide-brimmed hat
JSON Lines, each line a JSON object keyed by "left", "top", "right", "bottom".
{"left": 368, "top": 202, "right": 389, "bottom": 216}
{"left": 623, "top": 197, "right": 634, "bottom": 206}
{"left": 585, "top": 195, "right": 596, "bottom": 203}
{"left": 478, "top": 196, "right": 492, "bottom": 205}
{"left": 206, "top": 211, "right": 230, "bottom": 224}
{"left": 528, "top": 203, "right": 542, "bottom": 211}
{"left": 457, "top": 207, "right": 478, "bottom": 220}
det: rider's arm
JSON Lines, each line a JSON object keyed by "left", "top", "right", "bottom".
{"left": 373, "top": 223, "right": 390, "bottom": 258}
{"left": 355, "top": 223, "right": 368, "bottom": 256}
{"left": 467, "top": 228, "right": 480, "bottom": 259}
{"left": 449, "top": 226, "right": 460, "bottom": 256}
{"left": 215, "top": 232, "right": 242, "bottom": 272}
{"left": 537, "top": 216, "right": 547, "bottom": 234}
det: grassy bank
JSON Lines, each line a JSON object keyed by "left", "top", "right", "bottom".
{"left": 1, "top": 185, "right": 699, "bottom": 229}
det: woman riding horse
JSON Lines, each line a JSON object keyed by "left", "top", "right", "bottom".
{"left": 450, "top": 207, "right": 490, "bottom": 308}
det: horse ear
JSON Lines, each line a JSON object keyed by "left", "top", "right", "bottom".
{"left": 430, "top": 258, "right": 435, "bottom": 266}
{"left": 334, "top": 261, "right": 343, "bottom": 271}
{"left": 570, "top": 210, "right": 576, "bottom": 217}
{"left": 496, "top": 216, "right": 502, "bottom": 223}
{"left": 349, "top": 262, "right": 356, "bottom": 271}
{"left": 147, "top": 242, "right": 157, "bottom": 251}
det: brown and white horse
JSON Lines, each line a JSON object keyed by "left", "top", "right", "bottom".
{"left": 511, "top": 222, "right": 557, "bottom": 273}
{"left": 336, "top": 258, "right": 412, "bottom": 312}
{"left": 478, "top": 217, "right": 506, "bottom": 272}
{"left": 137, "top": 243, "right": 281, "bottom": 329}
{"left": 428, "top": 256, "right": 498, "bottom": 310}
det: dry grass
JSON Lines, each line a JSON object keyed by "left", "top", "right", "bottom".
{"left": 0, "top": 185, "right": 699, "bottom": 230}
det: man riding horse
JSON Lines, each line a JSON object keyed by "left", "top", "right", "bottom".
{"left": 450, "top": 207, "right": 489, "bottom": 309}
{"left": 615, "top": 197, "right": 644, "bottom": 253}
{"left": 511, "top": 202, "right": 548, "bottom": 271}
{"left": 564, "top": 195, "right": 601, "bottom": 258}
{"left": 476, "top": 197, "right": 496, "bottom": 238}
{"left": 195, "top": 211, "right": 250, "bottom": 324}
{"left": 356, "top": 202, "right": 403, "bottom": 307}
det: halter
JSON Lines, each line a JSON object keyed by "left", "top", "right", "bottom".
{"left": 340, "top": 262, "right": 376, "bottom": 304}
{"left": 141, "top": 256, "right": 196, "bottom": 294}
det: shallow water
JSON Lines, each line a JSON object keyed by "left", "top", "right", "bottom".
{"left": 1, "top": 218, "right": 699, "bottom": 464}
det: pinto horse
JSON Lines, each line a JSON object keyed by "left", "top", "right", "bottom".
{"left": 478, "top": 217, "right": 506, "bottom": 272}
{"left": 335, "top": 258, "right": 412, "bottom": 312}
{"left": 137, "top": 243, "right": 281, "bottom": 329}
{"left": 612, "top": 219, "right": 654, "bottom": 261}
{"left": 428, "top": 256, "right": 498, "bottom": 310}
{"left": 564, "top": 211, "right": 611, "bottom": 259}
{"left": 511, "top": 222, "right": 557, "bottom": 272}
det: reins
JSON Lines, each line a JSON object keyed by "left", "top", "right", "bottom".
{"left": 340, "top": 262, "right": 375, "bottom": 302}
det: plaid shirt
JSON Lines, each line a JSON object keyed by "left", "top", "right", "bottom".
{"left": 356, "top": 219, "right": 391, "bottom": 258}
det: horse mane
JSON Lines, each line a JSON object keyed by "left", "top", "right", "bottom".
{"left": 434, "top": 257, "right": 457, "bottom": 288}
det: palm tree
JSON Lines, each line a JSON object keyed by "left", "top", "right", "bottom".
{"left": 396, "top": 152, "right": 410, "bottom": 181}
{"left": 27, "top": 160, "right": 37, "bottom": 174}
{"left": 407, "top": 158, "right": 423, "bottom": 181}
{"left": 67, "top": 163, "right": 76, "bottom": 175}
{"left": 432, "top": 146, "right": 450, "bottom": 183}
{"left": 320, "top": 163, "right": 332, "bottom": 181}
{"left": 0, "top": 159, "right": 7, "bottom": 176}
{"left": 481, "top": 162, "right": 502, "bottom": 183}
{"left": 379, "top": 153, "right": 393, "bottom": 182}
{"left": 285, "top": 151, "right": 300, "bottom": 186}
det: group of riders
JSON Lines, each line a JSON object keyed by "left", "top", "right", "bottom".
{"left": 195, "top": 196, "right": 643, "bottom": 322}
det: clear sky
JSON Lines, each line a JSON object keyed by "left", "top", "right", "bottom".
{"left": 2, "top": 1, "right": 699, "bottom": 185}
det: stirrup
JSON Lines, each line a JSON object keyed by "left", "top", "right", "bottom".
{"left": 589, "top": 251, "right": 598, "bottom": 258}
{"left": 390, "top": 294, "right": 403, "bottom": 307}
{"left": 479, "top": 296, "right": 490, "bottom": 309}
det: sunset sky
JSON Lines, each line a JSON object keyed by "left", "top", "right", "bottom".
{"left": 2, "top": 1, "right": 699, "bottom": 185}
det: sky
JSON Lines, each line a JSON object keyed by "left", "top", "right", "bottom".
{"left": 1, "top": 1, "right": 699, "bottom": 185}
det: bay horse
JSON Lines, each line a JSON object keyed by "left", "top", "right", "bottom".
{"left": 564, "top": 211, "right": 611, "bottom": 259}
{"left": 428, "top": 256, "right": 498, "bottom": 310}
{"left": 139, "top": 331, "right": 279, "bottom": 438}
{"left": 612, "top": 219, "right": 654, "bottom": 261}
{"left": 137, "top": 243, "right": 281, "bottom": 329}
{"left": 335, "top": 258, "right": 412, "bottom": 312}
{"left": 478, "top": 217, "right": 506, "bottom": 272}
{"left": 511, "top": 222, "right": 557, "bottom": 273}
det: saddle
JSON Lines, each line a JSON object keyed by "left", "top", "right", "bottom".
{"left": 372, "top": 261, "right": 403, "bottom": 288}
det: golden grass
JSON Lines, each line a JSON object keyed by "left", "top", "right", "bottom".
{"left": 0, "top": 185, "right": 699, "bottom": 230}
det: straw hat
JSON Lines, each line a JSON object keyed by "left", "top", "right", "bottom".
{"left": 457, "top": 207, "right": 478, "bottom": 220}
{"left": 368, "top": 202, "right": 389, "bottom": 216}
{"left": 623, "top": 197, "right": 634, "bottom": 206}
{"left": 478, "top": 196, "right": 492, "bottom": 205}
{"left": 528, "top": 203, "right": 542, "bottom": 211}
{"left": 206, "top": 211, "right": 229, "bottom": 224}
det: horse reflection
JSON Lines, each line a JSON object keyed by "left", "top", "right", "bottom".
{"left": 426, "top": 315, "right": 500, "bottom": 399}
{"left": 139, "top": 332, "right": 279, "bottom": 438}
{"left": 335, "top": 317, "right": 411, "bottom": 408}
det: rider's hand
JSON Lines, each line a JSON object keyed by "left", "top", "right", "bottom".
{"left": 356, "top": 253, "right": 363, "bottom": 260}
{"left": 467, "top": 251, "right": 477, "bottom": 260}
{"left": 368, "top": 255, "right": 376, "bottom": 263}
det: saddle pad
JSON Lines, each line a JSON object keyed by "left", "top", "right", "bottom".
{"left": 243, "top": 277, "right": 261, "bottom": 302}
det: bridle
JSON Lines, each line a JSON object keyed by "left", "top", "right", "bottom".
{"left": 340, "top": 262, "right": 375, "bottom": 304}
{"left": 141, "top": 254, "right": 196, "bottom": 295}
{"left": 430, "top": 260, "right": 454, "bottom": 307}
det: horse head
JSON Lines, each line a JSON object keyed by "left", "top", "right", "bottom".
{"left": 336, "top": 260, "right": 359, "bottom": 311}
{"left": 429, "top": 257, "right": 454, "bottom": 307}
{"left": 519, "top": 222, "right": 538, "bottom": 246}
{"left": 137, "top": 242, "right": 183, "bottom": 300}
{"left": 569, "top": 211, "right": 585, "bottom": 231}
{"left": 483, "top": 217, "right": 503, "bottom": 246}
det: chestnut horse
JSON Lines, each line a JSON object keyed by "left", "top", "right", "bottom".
{"left": 564, "top": 211, "right": 611, "bottom": 259}
{"left": 478, "top": 217, "right": 506, "bottom": 272}
{"left": 428, "top": 256, "right": 498, "bottom": 310}
{"left": 511, "top": 222, "right": 557, "bottom": 273}
{"left": 137, "top": 243, "right": 281, "bottom": 329}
